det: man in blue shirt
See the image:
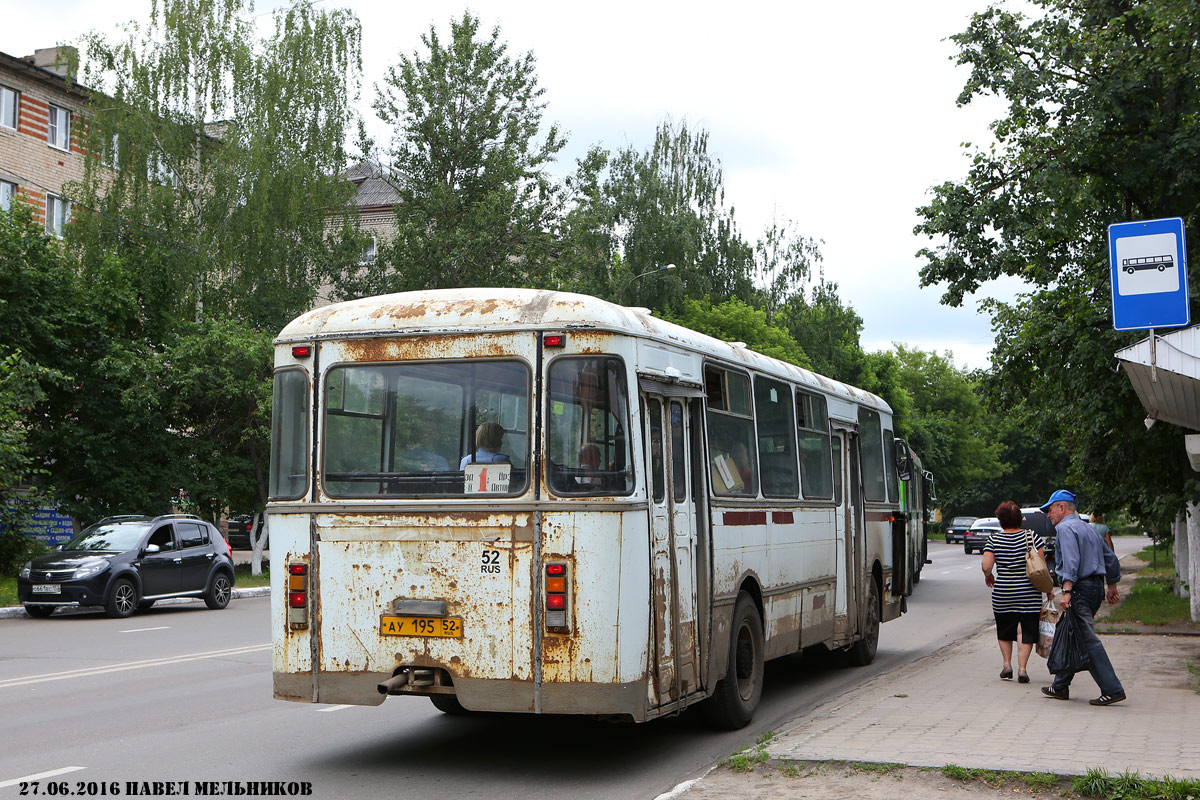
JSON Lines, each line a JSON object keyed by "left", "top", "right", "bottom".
{"left": 1039, "top": 489, "right": 1126, "bottom": 705}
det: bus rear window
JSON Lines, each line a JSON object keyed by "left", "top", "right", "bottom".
{"left": 270, "top": 368, "right": 309, "bottom": 500}
{"left": 322, "top": 360, "right": 529, "bottom": 497}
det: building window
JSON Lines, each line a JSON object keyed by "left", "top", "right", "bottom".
{"left": 0, "top": 181, "right": 15, "bottom": 212}
{"left": 360, "top": 236, "right": 377, "bottom": 265}
{"left": 102, "top": 132, "right": 120, "bottom": 169}
{"left": 148, "top": 152, "right": 177, "bottom": 186}
{"left": 48, "top": 105, "right": 71, "bottom": 150}
{"left": 46, "top": 194, "right": 70, "bottom": 236}
{"left": 0, "top": 86, "right": 17, "bottom": 130}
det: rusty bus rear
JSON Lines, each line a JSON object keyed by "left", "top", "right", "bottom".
{"left": 269, "top": 289, "right": 912, "bottom": 726}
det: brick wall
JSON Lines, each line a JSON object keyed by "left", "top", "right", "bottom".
{"left": 0, "top": 53, "right": 92, "bottom": 230}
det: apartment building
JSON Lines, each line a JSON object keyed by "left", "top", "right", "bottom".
{"left": 345, "top": 158, "right": 402, "bottom": 262}
{"left": 0, "top": 47, "right": 90, "bottom": 235}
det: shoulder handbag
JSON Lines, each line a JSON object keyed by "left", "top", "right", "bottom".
{"left": 1025, "top": 530, "right": 1054, "bottom": 593}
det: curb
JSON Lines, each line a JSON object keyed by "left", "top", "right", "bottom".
{"left": 0, "top": 586, "right": 271, "bottom": 619}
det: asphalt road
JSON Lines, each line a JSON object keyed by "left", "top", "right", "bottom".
{"left": 0, "top": 536, "right": 1149, "bottom": 800}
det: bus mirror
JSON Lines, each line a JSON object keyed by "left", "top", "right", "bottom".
{"left": 894, "top": 438, "right": 913, "bottom": 481}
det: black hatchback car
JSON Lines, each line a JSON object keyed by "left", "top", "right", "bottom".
{"left": 944, "top": 516, "right": 977, "bottom": 545}
{"left": 226, "top": 514, "right": 267, "bottom": 550}
{"left": 17, "top": 514, "right": 235, "bottom": 619}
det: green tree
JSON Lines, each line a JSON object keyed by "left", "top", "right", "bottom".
{"left": 76, "top": 0, "right": 364, "bottom": 330}
{"left": 666, "top": 298, "right": 811, "bottom": 369}
{"left": 44, "top": 0, "right": 363, "bottom": 527}
{"left": 752, "top": 219, "right": 823, "bottom": 323}
{"left": 0, "top": 205, "right": 178, "bottom": 524}
{"left": 877, "top": 347, "right": 1006, "bottom": 515}
{"left": 781, "top": 280, "right": 873, "bottom": 387}
{"left": 346, "top": 12, "right": 566, "bottom": 297}
{"left": 914, "top": 0, "right": 1200, "bottom": 524}
{"left": 592, "top": 120, "right": 756, "bottom": 313}
{"left": 165, "top": 319, "right": 273, "bottom": 572}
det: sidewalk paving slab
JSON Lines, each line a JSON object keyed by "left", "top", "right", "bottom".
{"left": 764, "top": 628, "right": 1200, "bottom": 780}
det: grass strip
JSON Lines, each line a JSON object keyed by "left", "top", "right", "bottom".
{"left": 942, "top": 764, "right": 1068, "bottom": 792}
{"left": 1105, "top": 576, "right": 1192, "bottom": 626}
{"left": 1073, "top": 766, "right": 1200, "bottom": 800}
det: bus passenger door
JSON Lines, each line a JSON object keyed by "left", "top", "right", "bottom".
{"left": 832, "top": 430, "right": 862, "bottom": 633}
{"left": 644, "top": 395, "right": 701, "bottom": 708}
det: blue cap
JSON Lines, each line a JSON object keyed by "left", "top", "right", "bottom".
{"left": 1040, "top": 489, "right": 1077, "bottom": 512}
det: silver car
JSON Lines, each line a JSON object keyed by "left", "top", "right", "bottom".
{"left": 965, "top": 517, "right": 1002, "bottom": 554}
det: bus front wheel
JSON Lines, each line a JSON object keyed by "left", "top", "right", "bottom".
{"left": 705, "top": 592, "right": 764, "bottom": 730}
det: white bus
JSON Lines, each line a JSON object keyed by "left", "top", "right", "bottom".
{"left": 268, "top": 289, "right": 921, "bottom": 727}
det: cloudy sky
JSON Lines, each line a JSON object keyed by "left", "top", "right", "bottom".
{"left": 6, "top": 0, "right": 1031, "bottom": 369}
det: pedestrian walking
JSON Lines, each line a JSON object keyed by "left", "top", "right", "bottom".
{"left": 982, "top": 501, "right": 1050, "bottom": 683}
{"left": 1091, "top": 513, "right": 1114, "bottom": 551}
{"left": 1038, "top": 489, "right": 1126, "bottom": 705}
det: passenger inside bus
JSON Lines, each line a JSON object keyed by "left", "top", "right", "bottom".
{"left": 576, "top": 443, "right": 602, "bottom": 487}
{"left": 459, "top": 422, "right": 510, "bottom": 469}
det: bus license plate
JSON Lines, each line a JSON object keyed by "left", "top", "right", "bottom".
{"left": 379, "top": 615, "right": 463, "bottom": 638}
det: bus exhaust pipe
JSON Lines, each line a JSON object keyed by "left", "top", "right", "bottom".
{"left": 378, "top": 672, "right": 410, "bottom": 695}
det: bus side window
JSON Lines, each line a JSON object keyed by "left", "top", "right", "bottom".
{"left": 858, "top": 407, "right": 887, "bottom": 502}
{"left": 796, "top": 391, "right": 833, "bottom": 500}
{"left": 753, "top": 376, "right": 798, "bottom": 498}
{"left": 704, "top": 365, "right": 757, "bottom": 497}
{"left": 648, "top": 399, "right": 665, "bottom": 503}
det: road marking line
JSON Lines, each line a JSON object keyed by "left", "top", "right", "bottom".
{"left": 119, "top": 626, "right": 171, "bottom": 633}
{"left": 0, "top": 644, "right": 270, "bottom": 689}
{"left": 319, "top": 704, "right": 354, "bottom": 713}
{"left": 0, "top": 767, "right": 86, "bottom": 789}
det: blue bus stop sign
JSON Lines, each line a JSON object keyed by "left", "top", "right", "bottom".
{"left": 1108, "top": 217, "right": 1189, "bottom": 331}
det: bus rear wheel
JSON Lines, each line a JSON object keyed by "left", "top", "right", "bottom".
{"left": 705, "top": 592, "right": 763, "bottom": 730}
{"left": 846, "top": 578, "right": 880, "bottom": 666}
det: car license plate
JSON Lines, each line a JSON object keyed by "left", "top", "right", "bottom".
{"left": 32, "top": 584, "right": 60, "bottom": 594}
{"left": 379, "top": 615, "right": 463, "bottom": 638}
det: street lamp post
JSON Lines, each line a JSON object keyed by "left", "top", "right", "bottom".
{"left": 618, "top": 263, "right": 676, "bottom": 302}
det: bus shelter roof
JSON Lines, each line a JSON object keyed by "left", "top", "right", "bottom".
{"left": 1116, "top": 325, "right": 1200, "bottom": 431}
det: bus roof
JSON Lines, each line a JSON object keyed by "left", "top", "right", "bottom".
{"left": 278, "top": 288, "right": 891, "bottom": 415}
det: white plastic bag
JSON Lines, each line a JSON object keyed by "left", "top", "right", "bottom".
{"left": 1037, "top": 596, "right": 1059, "bottom": 659}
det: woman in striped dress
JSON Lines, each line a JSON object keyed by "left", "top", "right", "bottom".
{"left": 982, "top": 500, "right": 1050, "bottom": 683}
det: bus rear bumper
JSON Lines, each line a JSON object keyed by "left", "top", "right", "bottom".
{"left": 274, "top": 670, "right": 649, "bottom": 719}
